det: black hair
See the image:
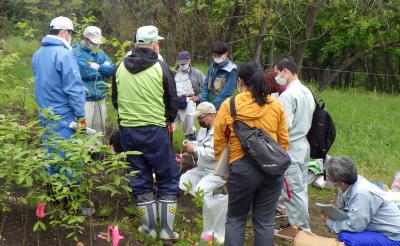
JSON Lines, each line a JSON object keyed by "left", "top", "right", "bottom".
{"left": 238, "top": 61, "right": 270, "bottom": 106}
{"left": 49, "top": 29, "right": 61, "bottom": 35}
{"left": 211, "top": 41, "right": 229, "bottom": 55}
{"left": 274, "top": 57, "right": 298, "bottom": 74}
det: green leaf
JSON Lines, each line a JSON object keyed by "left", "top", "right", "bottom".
{"left": 114, "top": 175, "right": 121, "bottom": 186}
{"left": 33, "top": 221, "right": 40, "bottom": 232}
{"left": 33, "top": 221, "right": 46, "bottom": 232}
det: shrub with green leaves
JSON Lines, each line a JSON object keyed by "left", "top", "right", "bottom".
{"left": 0, "top": 113, "right": 137, "bottom": 242}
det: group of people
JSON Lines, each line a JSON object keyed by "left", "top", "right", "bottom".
{"left": 32, "top": 16, "right": 400, "bottom": 246}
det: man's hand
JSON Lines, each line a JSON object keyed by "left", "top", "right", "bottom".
{"left": 84, "top": 86, "right": 90, "bottom": 94}
{"left": 321, "top": 210, "right": 330, "bottom": 222}
{"left": 89, "top": 62, "right": 100, "bottom": 71}
{"left": 185, "top": 141, "right": 195, "bottom": 153}
{"left": 189, "top": 95, "right": 200, "bottom": 102}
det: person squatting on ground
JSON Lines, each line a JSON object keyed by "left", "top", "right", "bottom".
{"left": 32, "top": 16, "right": 85, "bottom": 176}
{"left": 214, "top": 61, "right": 289, "bottom": 246}
{"left": 322, "top": 156, "right": 400, "bottom": 246}
{"left": 73, "top": 26, "right": 115, "bottom": 139}
{"left": 113, "top": 25, "right": 180, "bottom": 240}
{"left": 199, "top": 41, "right": 237, "bottom": 109}
{"left": 179, "top": 102, "right": 225, "bottom": 197}
{"left": 274, "top": 57, "right": 315, "bottom": 231}
{"left": 172, "top": 51, "right": 205, "bottom": 141}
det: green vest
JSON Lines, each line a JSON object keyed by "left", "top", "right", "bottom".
{"left": 116, "top": 62, "right": 166, "bottom": 127}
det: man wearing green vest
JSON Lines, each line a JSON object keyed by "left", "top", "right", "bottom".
{"left": 112, "top": 25, "right": 179, "bottom": 240}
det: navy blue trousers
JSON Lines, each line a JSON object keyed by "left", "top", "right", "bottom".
{"left": 120, "top": 125, "right": 180, "bottom": 197}
{"left": 339, "top": 231, "right": 400, "bottom": 246}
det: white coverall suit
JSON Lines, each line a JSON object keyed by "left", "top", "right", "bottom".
{"left": 278, "top": 79, "right": 315, "bottom": 231}
{"left": 179, "top": 126, "right": 225, "bottom": 196}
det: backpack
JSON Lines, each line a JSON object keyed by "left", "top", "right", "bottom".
{"left": 230, "top": 96, "right": 291, "bottom": 176}
{"left": 307, "top": 97, "right": 336, "bottom": 160}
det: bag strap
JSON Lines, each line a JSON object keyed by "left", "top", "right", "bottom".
{"left": 229, "top": 95, "right": 237, "bottom": 119}
{"left": 311, "top": 93, "right": 325, "bottom": 109}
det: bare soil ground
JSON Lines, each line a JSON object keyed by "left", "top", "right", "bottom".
{"left": 0, "top": 158, "right": 337, "bottom": 246}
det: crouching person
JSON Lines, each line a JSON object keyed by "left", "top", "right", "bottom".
{"left": 322, "top": 156, "right": 400, "bottom": 246}
{"left": 179, "top": 102, "right": 226, "bottom": 197}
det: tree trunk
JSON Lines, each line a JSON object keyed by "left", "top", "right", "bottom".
{"left": 254, "top": 1, "right": 271, "bottom": 64}
{"left": 318, "top": 40, "right": 400, "bottom": 92}
{"left": 385, "top": 53, "right": 398, "bottom": 92}
{"left": 225, "top": 1, "right": 242, "bottom": 44}
{"left": 293, "top": 0, "right": 323, "bottom": 72}
{"left": 267, "top": 32, "right": 276, "bottom": 69}
{"left": 163, "top": 0, "right": 177, "bottom": 66}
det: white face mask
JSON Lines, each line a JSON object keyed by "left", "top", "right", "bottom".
{"left": 179, "top": 64, "right": 189, "bottom": 71}
{"left": 88, "top": 43, "right": 99, "bottom": 50}
{"left": 275, "top": 72, "right": 287, "bottom": 85}
{"left": 213, "top": 54, "right": 227, "bottom": 64}
{"left": 64, "top": 31, "right": 72, "bottom": 45}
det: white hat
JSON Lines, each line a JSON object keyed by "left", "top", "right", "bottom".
{"left": 83, "top": 26, "right": 102, "bottom": 44}
{"left": 192, "top": 102, "right": 217, "bottom": 118}
{"left": 49, "top": 16, "right": 76, "bottom": 33}
{"left": 136, "top": 25, "right": 164, "bottom": 44}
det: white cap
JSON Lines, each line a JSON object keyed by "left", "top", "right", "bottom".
{"left": 49, "top": 16, "right": 76, "bottom": 33}
{"left": 192, "top": 102, "right": 217, "bottom": 118}
{"left": 136, "top": 25, "right": 164, "bottom": 44}
{"left": 83, "top": 26, "right": 102, "bottom": 44}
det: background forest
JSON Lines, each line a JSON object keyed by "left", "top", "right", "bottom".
{"left": 1, "top": 0, "right": 400, "bottom": 93}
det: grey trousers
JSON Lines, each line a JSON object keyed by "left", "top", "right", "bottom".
{"left": 282, "top": 138, "right": 311, "bottom": 230}
{"left": 224, "top": 157, "right": 283, "bottom": 246}
{"left": 84, "top": 100, "right": 107, "bottom": 135}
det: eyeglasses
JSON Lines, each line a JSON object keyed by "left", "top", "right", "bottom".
{"left": 199, "top": 114, "right": 209, "bottom": 121}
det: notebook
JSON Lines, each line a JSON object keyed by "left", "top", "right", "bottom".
{"left": 316, "top": 203, "right": 348, "bottom": 220}
{"left": 214, "top": 146, "right": 230, "bottom": 177}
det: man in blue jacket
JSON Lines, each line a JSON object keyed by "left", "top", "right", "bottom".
{"left": 198, "top": 41, "right": 237, "bottom": 109}
{"left": 73, "top": 26, "right": 115, "bottom": 138}
{"left": 32, "top": 16, "right": 85, "bottom": 175}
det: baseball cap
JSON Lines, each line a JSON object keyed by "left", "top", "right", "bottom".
{"left": 83, "top": 26, "right": 102, "bottom": 44}
{"left": 192, "top": 102, "right": 217, "bottom": 118}
{"left": 49, "top": 16, "right": 76, "bottom": 33}
{"left": 136, "top": 25, "right": 164, "bottom": 44}
{"left": 177, "top": 51, "right": 191, "bottom": 64}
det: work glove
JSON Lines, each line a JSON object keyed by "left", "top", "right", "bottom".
{"left": 89, "top": 62, "right": 100, "bottom": 71}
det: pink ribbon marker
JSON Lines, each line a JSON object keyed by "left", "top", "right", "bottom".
{"left": 112, "top": 226, "right": 124, "bottom": 246}
{"left": 97, "top": 225, "right": 124, "bottom": 245}
{"left": 36, "top": 202, "right": 45, "bottom": 219}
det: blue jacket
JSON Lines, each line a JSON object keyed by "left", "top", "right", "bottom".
{"left": 73, "top": 41, "right": 115, "bottom": 101}
{"left": 199, "top": 59, "right": 237, "bottom": 109}
{"left": 326, "top": 175, "right": 400, "bottom": 241}
{"left": 32, "top": 36, "right": 85, "bottom": 124}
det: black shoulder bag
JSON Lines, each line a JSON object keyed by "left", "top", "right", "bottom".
{"left": 230, "top": 96, "right": 291, "bottom": 176}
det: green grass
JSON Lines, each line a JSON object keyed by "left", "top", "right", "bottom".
{"left": 1, "top": 36, "right": 399, "bottom": 186}
{"left": 313, "top": 87, "right": 400, "bottom": 185}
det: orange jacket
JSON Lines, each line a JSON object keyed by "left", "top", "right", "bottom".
{"left": 214, "top": 91, "right": 289, "bottom": 164}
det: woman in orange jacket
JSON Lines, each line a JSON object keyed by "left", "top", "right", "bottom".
{"left": 214, "top": 61, "right": 289, "bottom": 246}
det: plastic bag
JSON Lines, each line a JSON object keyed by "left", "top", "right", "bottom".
{"left": 201, "top": 194, "right": 228, "bottom": 244}
{"left": 392, "top": 171, "right": 400, "bottom": 192}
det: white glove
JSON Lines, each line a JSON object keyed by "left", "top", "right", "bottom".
{"left": 89, "top": 62, "right": 100, "bottom": 71}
